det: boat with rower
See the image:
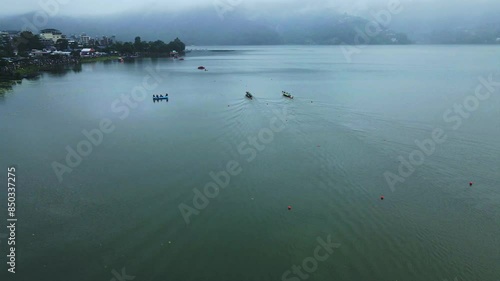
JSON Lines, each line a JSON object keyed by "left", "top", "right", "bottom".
{"left": 282, "top": 91, "right": 294, "bottom": 99}
{"left": 153, "top": 94, "right": 169, "bottom": 100}
{"left": 245, "top": 92, "right": 253, "bottom": 99}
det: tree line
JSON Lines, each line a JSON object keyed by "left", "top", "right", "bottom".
{"left": 0, "top": 32, "right": 186, "bottom": 57}
{"left": 112, "top": 36, "right": 186, "bottom": 55}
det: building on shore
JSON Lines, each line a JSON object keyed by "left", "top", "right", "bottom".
{"left": 80, "top": 33, "right": 91, "bottom": 45}
{"left": 80, "top": 48, "right": 96, "bottom": 57}
{"left": 0, "top": 31, "right": 9, "bottom": 45}
{"left": 1, "top": 31, "right": 20, "bottom": 42}
{"left": 40, "top": 29, "right": 64, "bottom": 43}
{"left": 30, "top": 49, "right": 51, "bottom": 57}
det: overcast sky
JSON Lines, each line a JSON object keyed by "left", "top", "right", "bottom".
{"left": 1, "top": 0, "right": 498, "bottom": 17}
{"left": 2, "top": 0, "right": 358, "bottom": 15}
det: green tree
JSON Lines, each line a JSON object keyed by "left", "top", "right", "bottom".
{"left": 109, "top": 37, "right": 185, "bottom": 56}
{"left": 13, "top": 31, "right": 44, "bottom": 55}
{"left": 69, "top": 41, "right": 78, "bottom": 50}
{"left": 122, "top": 42, "right": 134, "bottom": 54}
{"left": 0, "top": 40, "right": 14, "bottom": 57}
{"left": 149, "top": 40, "right": 167, "bottom": 53}
{"left": 140, "top": 41, "right": 149, "bottom": 52}
{"left": 134, "top": 36, "right": 142, "bottom": 52}
{"left": 172, "top": 37, "right": 186, "bottom": 52}
{"left": 55, "top": 39, "right": 69, "bottom": 50}
{"left": 110, "top": 42, "right": 123, "bottom": 53}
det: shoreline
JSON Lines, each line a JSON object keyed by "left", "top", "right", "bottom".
{"left": 0, "top": 56, "right": 121, "bottom": 81}
{"left": 80, "top": 56, "right": 121, "bottom": 63}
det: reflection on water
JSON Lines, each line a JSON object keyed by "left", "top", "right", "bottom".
{"left": 46, "top": 65, "right": 85, "bottom": 77}
{"left": 0, "top": 80, "right": 16, "bottom": 94}
{"left": 152, "top": 99, "right": 169, "bottom": 103}
{"left": 72, "top": 63, "right": 82, "bottom": 73}
{"left": 0, "top": 63, "right": 84, "bottom": 93}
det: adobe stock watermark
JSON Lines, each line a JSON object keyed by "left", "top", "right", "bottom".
{"left": 109, "top": 267, "right": 135, "bottom": 281}
{"left": 178, "top": 106, "right": 292, "bottom": 224}
{"left": 341, "top": 0, "right": 408, "bottom": 63}
{"left": 384, "top": 74, "right": 499, "bottom": 191}
{"left": 51, "top": 67, "right": 164, "bottom": 182}
{"left": 213, "top": 0, "right": 242, "bottom": 20}
{"left": 281, "top": 235, "right": 341, "bottom": 281}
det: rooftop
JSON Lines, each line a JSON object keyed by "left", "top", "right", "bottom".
{"left": 40, "top": 28, "right": 62, "bottom": 35}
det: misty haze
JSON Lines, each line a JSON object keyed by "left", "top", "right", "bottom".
{"left": 1, "top": 1, "right": 499, "bottom": 281}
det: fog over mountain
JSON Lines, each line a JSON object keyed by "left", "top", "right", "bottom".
{"left": 1, "top": 0, "right": 499, "bottom": 44}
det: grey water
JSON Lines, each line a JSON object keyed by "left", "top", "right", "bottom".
{"left": 0, "top": 46, "right": 499, "bottom": 281}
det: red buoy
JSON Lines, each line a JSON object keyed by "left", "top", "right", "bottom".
{"left": 469, "top": 182, "right": 473, "bottom": 187}
{"left": 288, "top": 206, "right": 292, "bottom": 210}
{"left": 380, "top": 196, "right": 384, "bottom": 200}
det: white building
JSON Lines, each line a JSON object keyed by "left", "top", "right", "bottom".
{"left": 39, "top": 29, "right": 63, "bottom": 43}
{"left": 80, "top": 48, "right": 95, "bottom": 57}
{"left": 80, "top": 34, "right": 90, "bottom": 45}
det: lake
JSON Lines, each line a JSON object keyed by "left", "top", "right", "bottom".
{"left": 0, "top": 45, "right": 499, "bottom": 281}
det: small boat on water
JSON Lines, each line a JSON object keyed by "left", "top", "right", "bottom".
{"left": 153, "top": 94, "right": 169, "bottom": 101}
{"left": 282, "top": 91, "right": 294, "bottom": 99}
{"left": 245, "top": 91, "right": 253, "bottom": 99}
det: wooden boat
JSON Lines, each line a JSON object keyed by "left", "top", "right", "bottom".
{"left": 282, "top": 91, "right": 294, "bottom": 99}
{"left": 153, "top": 95, "right": 169, "bottom": 100}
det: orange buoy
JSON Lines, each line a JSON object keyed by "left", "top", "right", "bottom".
{"left": 288, "top": 206, "right": 292, "bottom": 210}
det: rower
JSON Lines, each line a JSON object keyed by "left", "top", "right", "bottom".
{"left": 160, "top": 95, "right": 163, "bottom": 97}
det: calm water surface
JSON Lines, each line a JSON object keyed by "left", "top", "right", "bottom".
{"left": 0, "top": 46, "right": 499, "bottom": 281}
